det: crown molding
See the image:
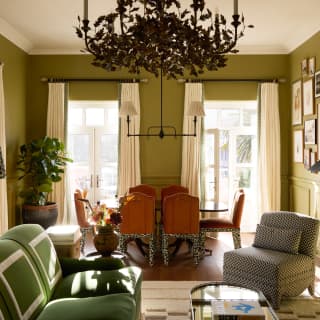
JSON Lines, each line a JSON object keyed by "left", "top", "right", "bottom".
{"left": 0, "top": 18, "right": 32, "bottom": 53}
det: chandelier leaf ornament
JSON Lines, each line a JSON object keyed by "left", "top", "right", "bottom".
{"left": 76, "top": 0, "right": 254, "bottom": 79}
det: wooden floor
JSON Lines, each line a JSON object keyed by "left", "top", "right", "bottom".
{"left": 83, "top": 232, "right": 320, "bottom": 283}
{"left": 82, "top": 233, "right": 281, "bottom": 281}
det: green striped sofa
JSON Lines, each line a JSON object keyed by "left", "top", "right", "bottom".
{"left": 0, "top": 224, "right": 142, "bottom": 320}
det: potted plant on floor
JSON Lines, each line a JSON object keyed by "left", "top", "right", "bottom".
{"left": 17, "top": 136, "right": 72, "bottom": 229}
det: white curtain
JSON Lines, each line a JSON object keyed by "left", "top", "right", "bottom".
{"left": 258, "top": 82, "right": 281, "bottom": 214}
{"left": 181, "top": 83, "right": 203, "bottom": 196}
{"left": 0, "top": 64, "right": 8, "bottom": 234}
{"left": 46, "top": 82, "right": 67, "bottom": 224}
{"left": 118, "top": 83, "right": 141, "bottom": 196}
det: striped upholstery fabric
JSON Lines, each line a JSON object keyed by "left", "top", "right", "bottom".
{"left": 0, "top": 240, "right": 47, "bottom": 319}
{"left": 223, "top": 211, "right": 320, "bottom": 309}
{"left": 1, "top": 224, "right": 62, "bottom": 300}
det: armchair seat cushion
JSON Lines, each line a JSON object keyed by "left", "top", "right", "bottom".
{"left": 224, "top": 247, "right": 314, "bottom": 304}
{"left": 37, "top": 293, "right": 136, "bottom": 320}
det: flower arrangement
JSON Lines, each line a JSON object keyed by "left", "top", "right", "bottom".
{"left": 90, "top": 203, "right": 122, "bottom": 227}
{"left": 88, "top": 194, "right": 135, "bottom": 227}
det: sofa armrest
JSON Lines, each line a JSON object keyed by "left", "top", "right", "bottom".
{"left": 59, "top": 257, "right": 125, "bottom": 277}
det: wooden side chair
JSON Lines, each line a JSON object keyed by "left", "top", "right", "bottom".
{"left": 119, "top": 192, "right": 156, "bottom": 266}
{"left": 161, "top": 193, "right": 200, "bottom": 265}
{"left": 199, "top": 188, "right": 245, "bottom": 256}
{"left": 74, "top": 189, "right": 95, "bottom": 254}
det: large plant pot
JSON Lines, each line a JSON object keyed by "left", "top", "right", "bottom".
{"left": 22, "top": 202, "right": 58, "bottom": 229}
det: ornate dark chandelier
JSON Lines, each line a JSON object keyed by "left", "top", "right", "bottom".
{"left": 76, "top": 0, "right": 253, "bottom": 79}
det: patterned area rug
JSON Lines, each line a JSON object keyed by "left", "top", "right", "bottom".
{"left": 141, "top": 281, "right": 320, "bottom": 320}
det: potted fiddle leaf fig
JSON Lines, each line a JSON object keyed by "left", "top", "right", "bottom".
{"left": 17, "top": 136, "right": 72, "bottom": 228}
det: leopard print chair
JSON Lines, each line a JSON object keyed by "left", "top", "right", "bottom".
{"left": 223, "top": 211, "right": 320, "bottom": 309}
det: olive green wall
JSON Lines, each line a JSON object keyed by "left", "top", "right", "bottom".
{"left": 0, "top": 34, "right": 28, "bottom": 227}
{"left": 289, "top": 31, "right": 320, "bottom": 217}
{"left": 27, "top": 54, "right": 290, "bottom": 206}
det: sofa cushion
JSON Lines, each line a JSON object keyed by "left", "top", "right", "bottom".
{"left": 52, "top": 266, "right": 142, "bottom": 299}
{"left": 1, "top": 224, "right": 62, "bottom": 299}
{"left": 59, "top": 256, "right": 125, "bottom": 277}
{"left": 253, "top": 224, "right": 302, "bottom": 254}
{"left": 37, "top": 293, "right": 136, "bottom": 320}
{"left": 0, "top": 239, "right": 47, "bottom": 319}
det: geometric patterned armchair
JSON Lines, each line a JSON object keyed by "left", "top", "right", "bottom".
{"left": 223, "top": 211, "right": 320, "bottom": 309}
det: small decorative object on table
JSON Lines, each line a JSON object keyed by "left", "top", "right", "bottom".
{"left": 90, "top": 202, "right": 122, "bottom": 256}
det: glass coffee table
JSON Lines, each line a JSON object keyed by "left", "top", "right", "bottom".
{"left": 190, "top": 282, "right": 279, "bottom": 320}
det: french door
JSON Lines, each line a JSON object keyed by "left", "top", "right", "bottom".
{"left": 203, "top": 101, "right": 258, "bottom": 231}
{"left": 67, "top": 101, "right": 118, "bottom": 207}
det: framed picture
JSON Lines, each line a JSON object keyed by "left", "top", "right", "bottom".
{"left": 318, "top": 105, "right": 320, "bottom": 160}
{"left": 304, "top": 149, "right": 311, "bottom": 169}
{"left": 301, "top": 58, "right": 308, "bottom": 77}
{"left": 293, "top": 130, "right": 304, "bottom": 163}
{"left": 304, "top": 119, "right": 316, "bottom": 145}
{"left": 315, "top": 70, "right": 320, "bottom": 98}
{"left": 292, "top": 80, "right": 302, "bottom": 125}
{"left": 309, "top": 57, "right": 316, "bottom": 76}
{"left": 303, "top": 79, "right": 314, "bottom": 115}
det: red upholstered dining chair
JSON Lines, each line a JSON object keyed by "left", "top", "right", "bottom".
{"left": 161, "top": 185, "right": 189, "bottom": 207}
{"left": 162, "top": 193, "right": 200, "bottom": 265}
{"left": 199, "top": 189, "right": 245, "bottom": 255}
{"left": 119, "top": 192, "right": 156, "bottom": 266}
{"left": 129, "top": 184, "right": 156, "bottom": 199}
{"left": 74, "top": 189, "right": 95, "bottom": 254}
{"left": 160, "top": 185, "right": 190, "bottom": 254}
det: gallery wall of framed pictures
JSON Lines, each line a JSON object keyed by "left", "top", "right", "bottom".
{"left": 292, "top": 56, "right": 318, "bottom": 170}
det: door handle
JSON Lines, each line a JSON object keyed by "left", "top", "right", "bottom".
{"left": 96, "top": 175, "right": 99, "bottom": 188}
{"left": 90, "top": 174, "right": 93, "bottom": 188}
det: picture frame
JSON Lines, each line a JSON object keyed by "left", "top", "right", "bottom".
{"left": 318, "top": 104, "right": 320, "bottom": 160}
{"left": 309, "top": 56, "right": 316, "bottom": 76}
{"left": 315, "top": 70, "right": 320, "bottom": 98}
{"left": 304, "top": 149, "right": 311, "bottom": 169}
{"left": 301, "top": 58, "right": 308, "bottom": 77}
{"left": 293, "top": 130, "right": 304, "bottom": 163}
{"left": 304, "top": 119, "right": 316, "bottom": 145}
{"left": 292, "top": 80, "right": 302, "bottom": 125}
{"left": 303, "top": 79, "right": 314, "bottom": 115}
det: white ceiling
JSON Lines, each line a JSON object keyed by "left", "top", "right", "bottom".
{"left": 0, "top": 0, "right": 320, "bottom": 55}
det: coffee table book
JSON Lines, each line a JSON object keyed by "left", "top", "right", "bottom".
{"left": 211, "top": 300, "right": 266, "bottom": 320}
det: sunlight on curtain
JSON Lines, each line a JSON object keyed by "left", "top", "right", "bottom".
{"left": 46, "top": 82, "right": 67, "bottom": 223}
{"left": 258, "top": 83, "right": 281, "bottom": 214}
{"left": 181, "top": 83, "right": 203, "bottom": 196}
{"left": 118, "top": 83, "right": 141, "bottom": 196}
{"left": 0, "top": 64, "right": 8, "bottom": 234}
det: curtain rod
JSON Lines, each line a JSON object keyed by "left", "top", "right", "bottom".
{"left": 40, "top": 77, "right": 148, "bottom": 83}
{"left": 177, "top": 78, "right": 287, "bottom": 83}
